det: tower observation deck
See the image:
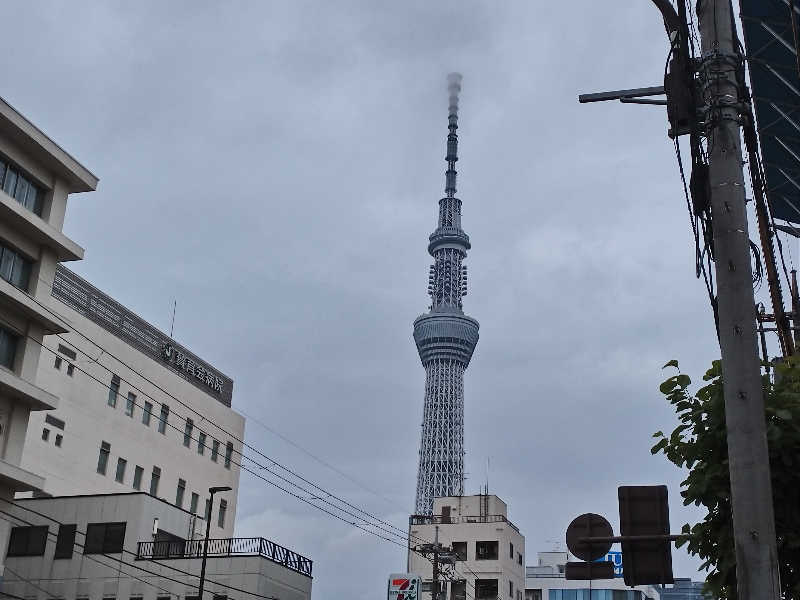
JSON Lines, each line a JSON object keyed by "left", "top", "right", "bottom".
{"left": 413, "top": 74, "right": 479, "bottom": 516}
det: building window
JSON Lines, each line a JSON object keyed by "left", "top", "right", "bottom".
{"left": 197, "top": 432, "right": 206, "bottom": 455}
{"left": 211, "top": 440, "right": 219, "bottom": 462}
{"left": 115, "top": 458, "right": 127, "bottom": 483}
{"left": 85, "top": 522, "right": 126, "bottom": 554}
{"left": 7, "top": 526, "right": 48, "bottom": 557}
{"left": 452, "top": 541, "right": 467, "bottom": 561}
{"left": 204, "top": 498, "right": 211, "bottom": 521}
{"left": 97, "top": 441, "right": 110, "bottom": 475}
{"left": 54, "top": 524, "right": 77, "bottom": 559}
{"left": 510, "top": 542, "right": 514, "bottom": 559}
{"left": 150, "top": 466, "right": 161, "bottom": 496}
{"left": 45, "top": 414, "right": 65, "bottom": 430}
{"left": 0, "top": 326, "right": 19, "bottom": 370}
{"left": 224, "top": 441, "right": 233, "bottom": 469}
{"left": 525, "top": 591, "right": 542, "bottom": 600}
{"left": 125, "top": 392, "right": 136, "bottom": 417}
{"left": 42, "top": 428, "right": 50, "bottom": 441}
{"left": 54, "top": 356, "right": 62, "bottom": 370}
{"left": 142, "top": 401, "right": 152, "bottom": 426}
{"left": 176, "top": 478, "right": 186, "bottom": 508}
{"left": 108, "top": 375, "right": 120, "bottom": 407}
{"left": 476, "top": 541, "right": 498, "bottom": 560}
{"left": 183, "top": 418, "right": 193, "bottom": 447}
{"left": 475, "top": 579, "right": 498, "bottom": 600}
{"left": 218, "top": 499, "right": 227, "bottom": 528}
{"left": 509, "top": 580, "right": 513, "bottom": 598}
{"left": 517, "top": 552, "right": 522, "bottom": 566}
{"left": 0, "top": 241, "right": 32, "bottom": 290}
{"left": 0, "top": 156, "right": 43, "bottom": 215}
{"left": 190, "top": 492, "right": 199, "bottom": 515}
{"left": 158, "top": 404, "right": 169, "bottom": 434}
{"left": 67, "top": 363, "right": 75, "bottom": 376}
{"left": 55, "top": 433, "right": 63, "bottom": 447}
{"left": 132, "top": 465, "right": 143, "bottom": 490}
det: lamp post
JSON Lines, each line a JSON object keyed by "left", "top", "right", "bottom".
{"left": 197, "top": 485, "right": 231, "bottom": 600}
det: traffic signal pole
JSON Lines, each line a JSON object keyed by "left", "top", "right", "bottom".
{"left": 697, "top": 1, "right": 781, "bottom": 597}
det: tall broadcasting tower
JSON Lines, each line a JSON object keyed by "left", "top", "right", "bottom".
{"left": 413, "top": 74, "right": 479, "bottom": 516}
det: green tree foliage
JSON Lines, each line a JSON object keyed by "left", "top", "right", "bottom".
{"left": 653, "top": 359, "right": 800, "bottom": 599}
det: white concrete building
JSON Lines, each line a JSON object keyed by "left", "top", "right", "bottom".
{"left": 408, "top": 495, "right": 525, "bottom": 600}
{"left": 0, "top": 96, "right": 98, "bottom": 577}
{"left": 525, "top": 551, "right": 659, "bottom": 600}
{"left": 1, "top": 492, "right": 312, "bottom": 600}
{"left": 19, "top": 265, "right": 245, "bottom": 538}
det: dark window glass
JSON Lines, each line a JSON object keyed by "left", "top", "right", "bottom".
{"left": 510, "top": 581, "right": 513, "bottom": 598}
{"left": 0, "top": 326, "right": 19, "bottom": 369}
{"left": 57, "top": 344, "right": 77, "bottom": 360}
{"left": 45, "top": 414, "right": 65, "bottom": 430}
{"left": 176, "top": 478, "right": 186, "bottom": 508}
{"left": 125, "top": 392, "right": 135, "bottom": 417}
{"left": 54, "top": 356, "right": 62, "bottom": 370}
{"left": 0, "top": 160, "right": 6, "bottom": 185}
{"left": 476, "top": 541, "right": 498, "bottom": 560}
{"left": 150, "top": 466, "right": 161, "bottom": 496}
{"left": 158, "top": 404, "right": 169, "bottom": 434}
{"left": 67, "top": 363, "right": 74, "bottom": 376}
{"left": 55, "top": 433, "right": 63, "bottom": 447}
{"left": 3, "top": 167, "right": 17, "bottom": 196}
{"left": 0, "top": 243, "right": 32, "bottom": 291}
{"left": 7, "top": 525, "right": 48, "bottom": 557}
{"left": 97, "top": 441, "right": 110, "bottom": 475}
{"left": 224, "top": 441, "right": 233, "bottom": 468}
{"left": 190, "top": 493, "right": 199, "bottom": 515}
{"left": 218, "top": 499, "right": 227, "bottom": 528}
{"left": 211, "top": 440, "right": 219, "bottom": 462}
{"left": 204, "top": 499, "right": 211, "bottom": 521}
{"left": 510, "top": 542, "right": 514, "bottom": 559}
{"left": 84, "top": 522, "right": 126, "bottom": 554}
{"left": 115, "top": 458, "right": 127, "bottom": 483}
{"left": 142, "top": 401, "right": 152, "bottom": 426}
{"left": 132, "top": 465, "right": 143, "bottom": 490}
{"left": 183, "top": 418, "right": 193, "bottom": 447}
{"left": 452, "top": 541, "right": 467, "bottom": 561}
{"left": 0, "top": 157, "right": 43, "bottom": 216}
{"left": 54, "top": 524, "right": 77, "bottom": 559}
{"left": 42, "top": 428, "right": 49, "bottom": 441}
{"left": 197, "top": 432, "right": 206, "bottom": 455}
{"left": 108, "top": 376, "right": 120, "bottom": 407}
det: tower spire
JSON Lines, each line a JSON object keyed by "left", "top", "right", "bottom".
{"left": 412, "top": 74, "right": 480, "bottom": 516}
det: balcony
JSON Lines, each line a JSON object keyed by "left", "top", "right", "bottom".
{"left": 409, "top": 513, "right": 520, "bottom": 533}
{"left": 136, "top": 537, "right": 313, "bottom": 577}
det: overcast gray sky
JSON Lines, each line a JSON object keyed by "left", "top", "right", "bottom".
{"left": 6, "top": 1, "right": 789, "bottom": 598}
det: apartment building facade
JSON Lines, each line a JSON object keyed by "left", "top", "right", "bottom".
{"left": 0, "top": 96, "right": 98, "bottom": 577}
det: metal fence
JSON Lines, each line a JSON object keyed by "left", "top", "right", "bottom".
{"left": 136, "top": 537, "right": 313, "bottom": 577}
{"left": 409, "top": 514, "right": 520, "bottom": 532}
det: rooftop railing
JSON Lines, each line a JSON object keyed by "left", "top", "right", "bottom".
{"left": 409, "top": 514, "right": 520, "bottom": 532}
{"left": 136, "top": 537, "right": 312, "bottom": 577}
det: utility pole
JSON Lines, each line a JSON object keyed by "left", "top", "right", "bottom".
{"left": 697, "top": 1, "right": 781, "bottom": 597}
{"left": 432, "top": 526, "right": 440, "bottom": 600}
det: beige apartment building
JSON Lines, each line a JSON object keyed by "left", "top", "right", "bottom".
{"left": 409, "top": 495, "right": 526, "bottom": 600}
{"left": 0, "top": 96, "right": 98, "bottom": 577}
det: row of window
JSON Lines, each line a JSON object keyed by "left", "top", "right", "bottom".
{"left": 7, "top": 522, "right": 124, "bottom": 558}
{"left": 540, "top": 591, "right": 647, "bottom": 600}
{"left": 107, "top": 375, "right": 234, "bottom": 469}
{"left": 0, "top": 240, "right": 32, "bottom": 291}
{"left": 463, "top": 540, "right": 522, "bottom": 563}
{"left": 96, "top": 441, "right": 228, "bottom": 528}
{"left": 42, "top": 414, "right": 65, "bottom": 448}
{"left": 0, "top": 325, "right": 19, "bottom": 369}
{"left": 0, "top": 155, "right": 44, "bottom": 216}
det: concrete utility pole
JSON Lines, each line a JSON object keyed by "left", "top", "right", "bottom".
{"left": 697, "top": 1, "right": 781, "bottom": 597}
{"left": 432, "top": 526, "right": 440, "bottom": 600}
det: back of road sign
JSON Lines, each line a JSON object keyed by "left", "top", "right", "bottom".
{"left": 388, "top": 573, "right": 422, "bottom": 600}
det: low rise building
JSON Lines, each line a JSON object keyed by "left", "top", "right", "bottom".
{"left": 408, "top": 494, "right": 525, "bottom": 600}
{"left": 656, "top": 579, "right": 709, "bottom": 600}
{"left": 0, "top": 95, "right": 97, "bottom": 578}
{"left": 525, "top": 551, "right": 659, "bottom": 600}
{"left": 0, "top": 492, "right": 312, "bottom": 600}
{"left": 20, "top": 266, "right": 245, "bottom": 538}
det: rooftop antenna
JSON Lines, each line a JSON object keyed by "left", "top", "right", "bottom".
{"left": 170, "top": 299, "right": 176, "bottom": 338}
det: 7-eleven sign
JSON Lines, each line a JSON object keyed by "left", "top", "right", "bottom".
{"left": 388, "top": 573, "right": 422, "bottom": 600}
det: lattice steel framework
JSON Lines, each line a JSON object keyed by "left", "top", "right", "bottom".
{"left": 413, "top": 74, "right": 479, "bottom": 515}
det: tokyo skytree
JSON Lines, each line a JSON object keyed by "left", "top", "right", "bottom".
{"left": 413, "top": 73, "right": 479, "bottom": 516}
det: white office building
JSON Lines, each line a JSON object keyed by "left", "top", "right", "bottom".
{"left": 19, "top": 265, "right": 245, "bottom": 539}
{"left": 408, "top": 494, "right": 526, "bottom": 600}
{"left": 1, "top": 492, "right": 312, "bottom": 600}
{"left": 525, "top": 551, "right": 659, "bottom": 600}
{"left": 0, "top": 96, "right": 98, "bottom": 578}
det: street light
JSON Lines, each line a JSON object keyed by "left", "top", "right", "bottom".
{"left": 197, "top": 485, "right": 232, "bottom": 600}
